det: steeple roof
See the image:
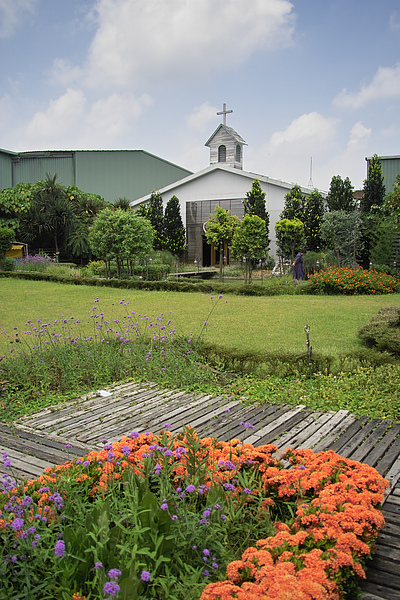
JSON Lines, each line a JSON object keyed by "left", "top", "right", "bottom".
{"left": 205, "top": 124, "right": 247, "bottom": 147}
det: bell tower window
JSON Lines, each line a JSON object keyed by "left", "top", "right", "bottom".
{"left": 236, "top": 145, "right": 241, "bottom": 163}
{"left": 218, "top": 145, "right": 226, "bottom": 162}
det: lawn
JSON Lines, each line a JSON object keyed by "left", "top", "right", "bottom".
{"left": 1, "top": 278, "right": 399, "bottom": 355}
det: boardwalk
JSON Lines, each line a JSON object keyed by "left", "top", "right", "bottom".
{"left": 1, "top": 381, "right": 400, "bottom": 600}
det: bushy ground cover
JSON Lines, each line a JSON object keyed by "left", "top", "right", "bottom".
{"left": 0, "top": 428, "right": 387, "bottom": 600}
{"left": 358, "top": 306, "right": 400, "bottom": 357}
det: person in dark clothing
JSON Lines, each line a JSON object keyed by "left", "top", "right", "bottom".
{"left": 293, "top": 249, "right": 305, "bottom": 281}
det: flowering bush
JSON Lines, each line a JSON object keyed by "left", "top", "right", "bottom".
{"left": 13, "top": 254, "right": 53, "bottom": 272}
{"left": 0, "top": 428, "right": 387, "bottom": 600}
{"left": 308, "top": 267, "right": 400, "bottom": 295}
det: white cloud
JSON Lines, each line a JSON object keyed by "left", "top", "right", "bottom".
{"left": 0, "top": 0, "right": 37, "bottom": 39}
{"left": 25, "top": 89, "right": 86, "bottom": 143}
{"left": 49, "top": 59, "right": 84, "bottom": 88}
{"left": 346, "top": 121, "right": 371, "bottom": 151}
{"left": 389, "top": 11, "right": 400, "bottom": 31}
{"left": 186, "top": 102, "right": 219, "bottom": 131}
{"left": 334, "top": 63, "right": 400, "bottom": 109}
{"left": 85, "top": 92, "right": 153, "bottom": 137}
{"left": 270, "top": 112, "right": 337, "bottom": 147}
{"left": 86, "top": 0, "right": 295, "bottom": 88}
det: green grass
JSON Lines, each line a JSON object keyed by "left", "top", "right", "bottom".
{"left": 1, "top": 278, "right": 400, "bottom": 355}
{"left": 1, "top": 278, "right": 400, "bottom": 423}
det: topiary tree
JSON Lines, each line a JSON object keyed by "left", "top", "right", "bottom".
{"left": 0, "top": 226, "right": 15, "bottom": 270}
{"left": 361, "top": 155, "right": 386, "bottom": 214}
{"left": 205, "top": 205, "right": 241, "bottom": 280}
{"left": 164, "top": 195, "right": 186, "bottom": 257}
{"left": 231, "top": 215, "right": 268, "bottom": 283}
{"left": 326, "top": 175, "right": 355, "bottom": 212}
{"left": 275, "top": 218, "right": 305, "bottom": 263}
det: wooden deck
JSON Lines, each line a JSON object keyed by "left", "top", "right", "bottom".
{"left": 1, "top": 380, "right": 400, "bottom": 600}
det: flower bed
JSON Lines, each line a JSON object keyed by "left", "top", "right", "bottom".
{"left": 308, "top": 266, "right": 400, "bottom": 295}
{"left": 0, "top": 428, "right": 387, "bottom": 600}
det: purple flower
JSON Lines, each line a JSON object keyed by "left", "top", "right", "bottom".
{"left": 94, "top": 561, "right": 103, "bottom": 570}
{"left": 161, "top": 501, "right": 168, "bottom": 510}
{"left": 223, "top": 483, "right": 235, "bottom": 492}
{"left": 12, "top": 518, "right": 24, "bottom": 532}
{"left": 298, "top": 465, "right": 306, "bottom": 470}
{"left": 54, "top": 540, "right": 65, "bottom": 557}
{"left": 140, "top": 570, "right": 151, "bottom": 582}
{"left": 103, "top": 581, "right": 120, "bottom": 596}
{"left": 185, "top": 484, "right": 195, "bottom": 493}
{"left": 203, "top": 548, "right": 210, "bottom": 557}
{"left": 203, "top": 570, "right": 210, "bottom": 577}
{"left": 108, "top": 568, "right": 122, "bottom": 579}
{"left": 121, "top": 445, "right": 131, "bottom": 457}
{"left": 172, "top": 515, "right": 178, "bottom": 520}
{"left": 243, "top": 488, "right": 252, "bottom": 495}
{"left": 164, "top": 423, "right": 171, "bottom": 428}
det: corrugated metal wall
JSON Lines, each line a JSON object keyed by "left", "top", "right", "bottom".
{"left": 75, "top": 151, "right": 191, "bottom": 202}
{"left": 12, "top": 154, "right": 75, "bottom": 187}
{"left": 380, "top": 157, "right": 400, "bottom": 193}
{"left": 0, "top": 152, "right": 12, "bottom": 188}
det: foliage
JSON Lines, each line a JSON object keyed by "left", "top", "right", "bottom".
{"left": 321, "top": 211, "right": 364, "bottom": 268}
{"left": 231, "top": 215, "right": 268, "bottom": 283}
{"left": 65, "top": 186, "right": 104, "bottom": 260}
{"left": 13, "top": 254, "right": 53, "bottom": 272}
{"left": 113, "top": 197, "right": 131, "bottom": 210}
{"left": 308, "top": 266, "right": 400, "bottom": 295}
{"left": 384, "top": 174, "right": 400, "bottom": 223}
{"left": 279, "top": 184, "right": 306, "bottom": 221}
{"left": 302, "top": 251, "right": 327, "bottom": 277}
{"left": 147, "top": 190, "right": 165, "bottom": 251}
{"left": 361, "top": 154, "right": 386, "bottom": 214}
{"left": 303, "top": 190, "right": 325, "bottom": 251}
{"left": 0, "top": 226, "right": 15, "bottom": 269}
{"left": 0, "top": 182, "right": 33, "bottom": 233}
{"left": 275, "top": 218, "right": 305, "bottom": 261}
{"left": 89, "top": 208, "right": 154, "bottom": 278}
{"left": 358, "top": 306, "right": 400, "bottom": 356}
{"left": 243, "top": 179, "right": 270, "bottom": 250}
{"left": 0, "top": 428, "right": 387, "bottom": 600}
{"left": 164, "top": 195, "right": 187, "bottom": 257}
{"left": 205, "top": 206, "right": 241, "bottom": 281}
{"left": 326, "top": 175, "right": 355, "bottom": 212}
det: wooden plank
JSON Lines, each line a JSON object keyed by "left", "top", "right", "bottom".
{"left": 329, "top": 419, "right": 382, "bottom": 460}
{"left": 309, "top": 413, "right": 358, "bottom": 453}
{"left": 348, "top": 420, "right": 394, "bottom": 464}
{"left": 359, "top": 582, "right": 400, "bottom": 600}
{"left": 243, "top": 405, "right": 307, "bottom": 445}
{"left": 299, "top": 410, "right": 352, "bottom": 450}
{"left": 374, "top": 435, "right": 400, "bottom": 477}
{"left": 275, "top": 411, "right": 336, "bottom": 450}
{"left": 255, "top": 408, "right": 313, "bottom": 446}
{"left": 360, "top": 593, "right": 392, "bottom": 600}
{"left": 362, "top": 424, "right": 400, "bottom": 469}
{"left": 328, "top": 416, "right": 370, "bottom": 454}
{"left": 363, "top": 568, "right": 400, "bottom": 592}
{"left": 202, "top": 403, "right": 282, "bottom": 441}
{"left": 380, "top": 455, "right": 400, "bottom": 497}
{"left": 273, "top": 411, "right": 323, "bottom": 451}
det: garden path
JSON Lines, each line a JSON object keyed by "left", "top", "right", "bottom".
{"left": 1, "top": 380, "right": 400, "bottom": 600}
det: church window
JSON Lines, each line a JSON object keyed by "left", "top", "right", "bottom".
{"left": 218, "top": 145, "right": 226, "bottom": 162}
{"left": 236, "top": 145, "right": 241, "bottom": 162}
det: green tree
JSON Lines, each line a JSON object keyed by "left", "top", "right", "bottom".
{"left": 303, "top": 190, "right": 325, "bottom": 251}
{"left": 89, "top": 208, "right": 154, "bottom": 278}
{"left": 205, "top": 205, "right": 240, "bottom": 280}
{"left": 384, "top": 174, "right": 400, "bottom": 223}
{"left": 164, "top": 195, "right": 186, "bottom": 257}
{"left": 275, "top": 218, "right": 305, "bottom": 262}
{"left": 147, "top": 190, "right": 165, "bottom": 250}
{"left": 0, "top": 182, "right": 34, "bottom": 233}
{"left": 243, "top": 179, "right": 270, "bottom": 252}
{"left": 0, "top": 226, "right": 14, "bottom": 270}
{"left": 66, "top": 186, "right": 104, "bottom": 261}
{"left": 361, "top": 154, "right": 386, "bottom": 214}
{"left": 114, "top": 197, "right": 131, "bottom": 211}
{"left": 326, "top": 175, "right": 355, "bottom": 212}
{"left": 280, "top": 185, "right": 306, "bottom": 221}
{"left": 231, "top": 215, "right": 268, "bottom": 283}
{"left": 321, "top": 210, "right": 364, "bottom": 267}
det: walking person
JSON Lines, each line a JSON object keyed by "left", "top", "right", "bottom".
{"left": 293, "top": 249, "right": 305, "bottom": 282}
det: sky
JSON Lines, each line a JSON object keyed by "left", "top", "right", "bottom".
{"left": 1, "top": 0, "right": 400, "bottom": 192}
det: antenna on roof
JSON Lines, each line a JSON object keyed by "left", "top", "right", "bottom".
{"left": 308, "top": 157, "right": 314, "bottom": 188}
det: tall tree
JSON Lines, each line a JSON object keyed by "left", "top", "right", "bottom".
{"left": 326, "top": 175, "right": 355, "bottom": 212}
{"left": 0, "top": 183, "right": 33, "bottom": 233}
{"left": 205, "top": 205, "right": 240, "bottom": 280}
{"left": 303, "top": 190, "right": 325, "bottom": 251}
{"left": 280, "top": 184, "right": 306, "bottom": 221}
{"left": 243, "top": 179, "right": 270, "bottom": 251}
{"left": 164, "top": 195, "right": 186, "bottom": 257}
{"left": 361, "top": 154, "right": 386, "bottom": 214}
{"left": 231, "top": 215, "right": 268, "bottom": 283}
{"left": 147, "top": 190, "right": 164, "bottom": 250}
{"left": 66, "top": 185, "right": 104, "bottom": 260}
{"left": 321, "top": 210, "right": 364, "bottom": 267}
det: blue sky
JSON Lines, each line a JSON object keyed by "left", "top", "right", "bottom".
{"left": 1, "top": 0, "right": 399, "bottom": 192}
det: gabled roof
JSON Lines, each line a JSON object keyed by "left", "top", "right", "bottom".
{"left": 204, "top": 124, "right": 247, "bottom": 147}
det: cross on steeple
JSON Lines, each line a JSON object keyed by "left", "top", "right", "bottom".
{"left": 217, "top": 103, "right": 233, "bottom": 126}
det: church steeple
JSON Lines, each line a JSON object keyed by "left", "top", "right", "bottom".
{"left": 205, "top": 103, "right": 247, "bottom": 170}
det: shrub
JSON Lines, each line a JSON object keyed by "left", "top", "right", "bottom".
{"left": 358, "top": 306, "right": 400, "bottom": 356}
{"left": 14, "top": 254, "right": 52, "bottom": 272}
{"left": 308, "top": 266, "right": 400, "bottom": 295}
